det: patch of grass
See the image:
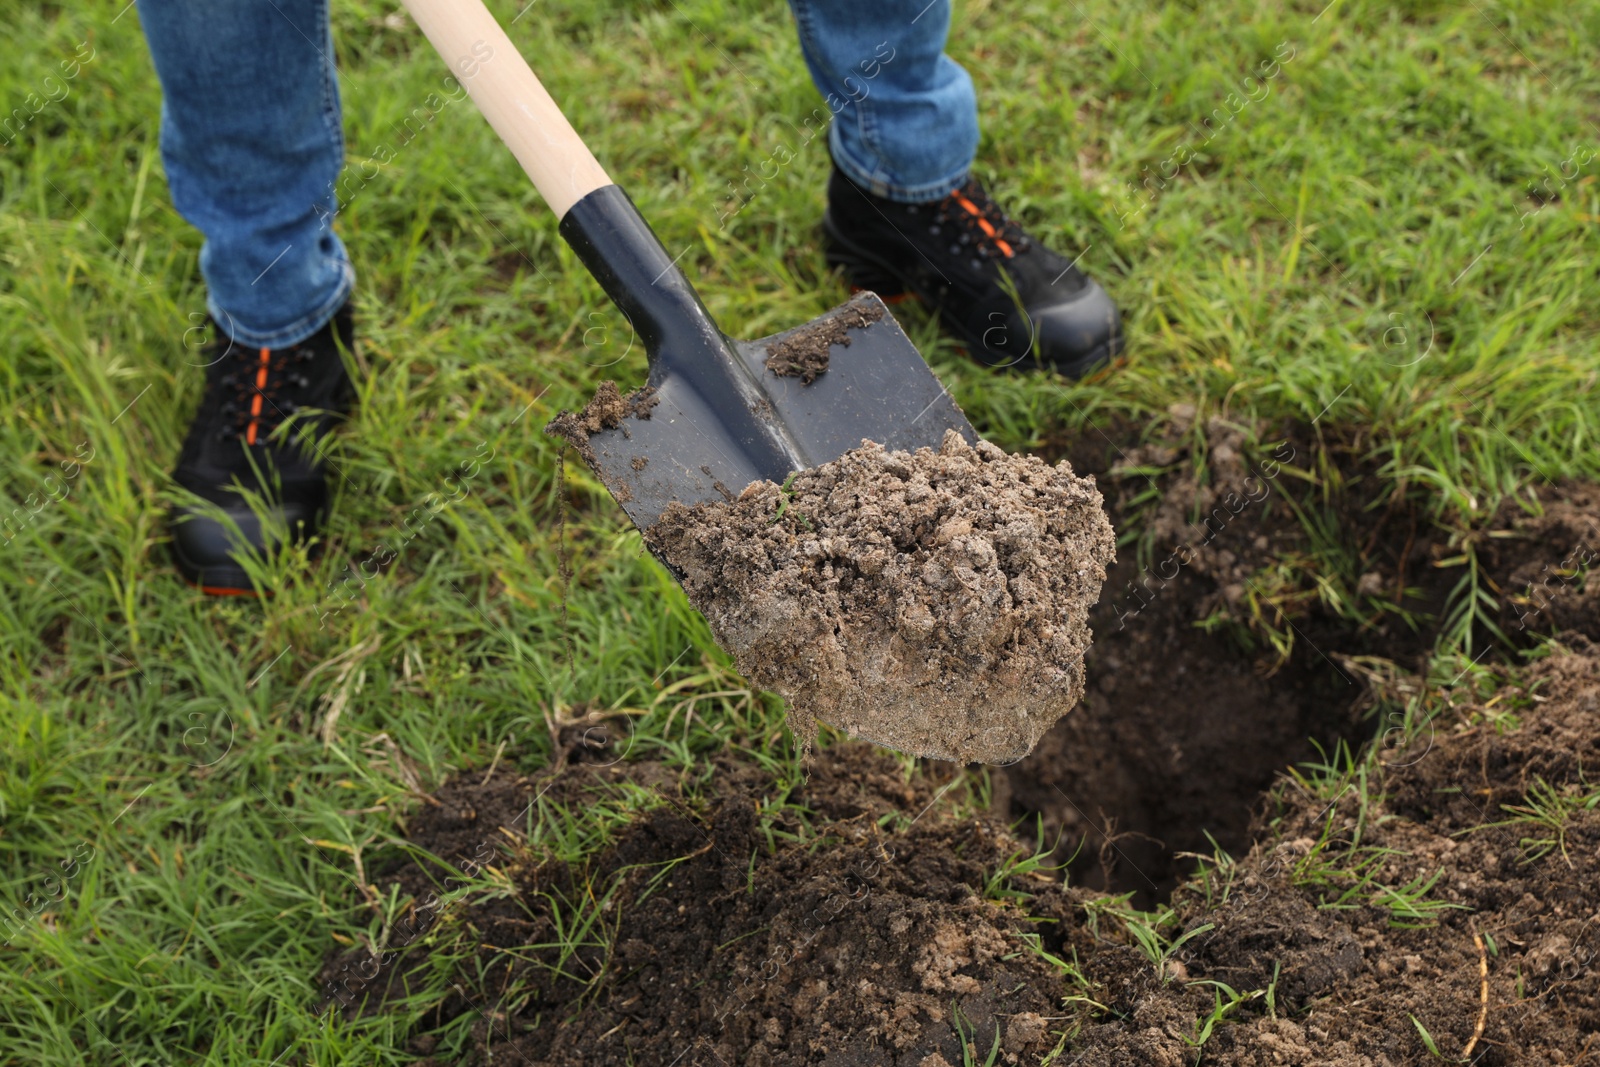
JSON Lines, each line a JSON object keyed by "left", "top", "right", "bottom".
{"left": 1182, "top": 979, "right": 1266, "bottom": 1052}
{"left": 1174, "top": 832, "right": 1249, "bottom": 909}
{"left": 1435, "top": 538, "right": 1512, "bottom": 658}
{"left": 1268, "top": 743, "right": 1466, "bottom": 927}
{"left": 1007, "top": 930, "right": 1099, "bottom": 1005}
{"left": 951, "top": 999, "right": 1004, "bottom": 1067}
{"left": 983, "top": 815, "right": 1071, "bottom": 903}
{"left": 518, "top": 780, "right": 667, "bottom": 868}
{"left": 1482, "top": 774, "right": 1600, "bottom": 867}
{"left": 768, "top": 470, "right": 813, "bottom": 531}
{"left": 1081, "top": 893, "right": 1215, "bottom": 976}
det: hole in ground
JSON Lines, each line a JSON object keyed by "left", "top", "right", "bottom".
{"left": 1000, "top": 558, "right": 1364, "bottom": 906}
{"left": 1003, "top": 416, "right": 1593, "bottom": 906}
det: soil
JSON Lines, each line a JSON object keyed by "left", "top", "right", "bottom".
{"left": 334, "top": 644, "right": 1600, "bottom": 1066}
{"left": 545, "top": 380, "right": 659, "bottom": 466}
{"left": 1003, "top": 416, "right": 1600, "bottom": 902}
{"left": 644, "top": 430, "right": 1115, "bottom": 764}
{"left": 330, "top": 414, "right": 1600, "bottom": 1064}
{"left": 764, "top": 292, "right": 885, "bottom": 385}
{"left": 1058, "top": 641, "right": 1600, "bottom": 1067}
{"left": 1004, "top": 417, "right": 1366, "bottom": 901}
{"left": 1477, "top": 482, "right": 1600, "bottom": 639}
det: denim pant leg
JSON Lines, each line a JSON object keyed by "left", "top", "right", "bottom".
{"left": 136, "top": 0, "right": 354, "bottom": 348}
{"left": 787, "top": 0, "right": 979, "bottom": 204}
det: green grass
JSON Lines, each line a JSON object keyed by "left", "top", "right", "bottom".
{"left": 1482, "top": 773, "right": 1600, "bottom": 865}
{"left": 3, "top": 0, "right": 1600, "bottom": 1062}
{"left": 1182, "top": 979, "right": 1266, "bottom": 1052}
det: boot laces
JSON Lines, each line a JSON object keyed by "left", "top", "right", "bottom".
{"left": 212, "top": 342, "right": 313, "bottom": 444}
{"left": 933, "top": 179, "right": 1030, "bottom": 260}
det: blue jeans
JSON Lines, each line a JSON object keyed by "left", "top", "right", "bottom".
{"left": 788, "top": 0, "right": 978, "bottom": 203}
{"left": 136, "top": 0, "right": 978, "bottom": 347}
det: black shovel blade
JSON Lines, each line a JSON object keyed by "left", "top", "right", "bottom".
{"left": 582, "top": 294, "right": 977, "bottom": 529}
{"left": 550, "top": 185, "right": 977, "bottom": 531}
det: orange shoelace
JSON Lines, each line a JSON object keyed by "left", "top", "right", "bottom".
{"left": 215, "top": 342, "right": 306, "bottom": 444}
{"left": 937, "top": 181, "right": 1030, "bottom": 260}
{"left": 950, "top": 190, "right": 1016, "bottom": 258}
{"left": 245, "top": 347, "right": 271, "bottom": 445}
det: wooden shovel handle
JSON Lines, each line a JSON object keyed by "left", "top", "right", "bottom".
{"left": 401, "top": 0, "right": 613, "bottom": 216}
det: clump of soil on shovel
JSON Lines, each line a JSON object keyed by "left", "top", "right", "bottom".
{"left": 763, "top": 291, "right": 884, "bottom": 383}
{"left": 646, "top": 430, "right": 1116, "bottom": 764}
{"left": 545, "top": 380, "right": 659, "bottom": 467}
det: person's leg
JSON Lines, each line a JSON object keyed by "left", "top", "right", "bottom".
{"left": 787, "top": 0, "right": 978, "bottom": 203}
{"left": 137, "top": 0, "right": 357, "bottom": 594}
{"left": 137, "top": 0, "right": 352, "bottom": 346}
{"left": 791, "top": 0, "right": 1123, "bottom": 377}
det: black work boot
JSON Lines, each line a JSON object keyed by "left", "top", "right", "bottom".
{"left": 822, "top": 166, "right": 1122, "bottom": 377}
{"left": 168, "top": 304, "right": 356, "bottom": 595}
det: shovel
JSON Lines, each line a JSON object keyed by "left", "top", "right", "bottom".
{"left": 403, "top": 0, "right": 977, "bottom": 529}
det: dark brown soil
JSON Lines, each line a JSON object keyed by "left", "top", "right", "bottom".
{"left": 1004, "top": 417, "right": 1600, "bottom": 903}
{"left": 330, "top": 744, "right": 1079, "bottom": 1065}
{"left": 1478, "top": 482, "right": 1600, "bottom": 640}
{"left": 645, "top": 430, "right": 1115, "bottom": 764}
{"left": 331, "top": 645, "right": 1600, "bottom": 1066}
{"left": 333, "top": 412, "right": 1600, "bottom": 1064}
{"left": 545, "top": 380, "right": 659, "bottom": 465}
{"left": 1059, "top": 642, "right": 1600, "bottom": 1067}
{"left": 1005, "top": 418, "right": 1367, "bottom": 901}
{"left": 764, "top": 292, "right": 885, "bottom": 384}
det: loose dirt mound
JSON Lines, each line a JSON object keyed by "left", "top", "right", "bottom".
{"left": 327, "top": 646, "right": 1600, "bottom": 1066}
{"left": 646, "top": 430, "right": 1115, "bottom": 764}
{"left": 383, "top": 413, "right": 1599, "bottom": 1063}
{"left": 332, "top": 745, "right": 1081, "bottom": 1065}
{"left": 763, "top": 291, "right": 884, "bottom": 383}
{"left": 1064, "top": 642, "right": 1600, "bottom": 1066}
{"left": 545, "top": 380, "right": 659, "bottom": 467}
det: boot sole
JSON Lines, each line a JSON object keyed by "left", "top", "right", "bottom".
{"left": 168, "top": 539, "right": 265, "bottom": 598}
